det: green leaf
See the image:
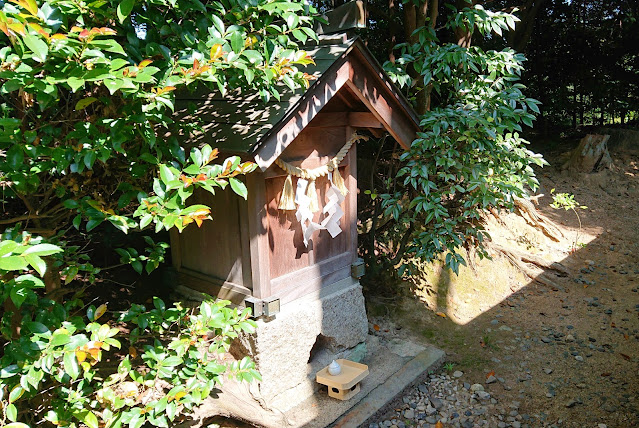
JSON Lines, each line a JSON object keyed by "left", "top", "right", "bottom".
{"left": 0, "top": 240, "right": 20, "bottom": 257}
{"left": 230, "top": 32, "right": 243, "bottom": 54}
{"left": 67, "top": 77, "right": 85, "bottom": 93}
{"left": 229, "top": 177, "right": 248, "bottom": 199}
{"left": 159, "top": 164, "right": 175, "bottom": 185}
{"left": 117, "top": 0, "right": 135, "bottom": 23}
{"left": 75, "top": 97, "right": 98, "bottom": 110}
{"left": 139, "top": 214, "right": 153, "bottom": 229}
{"left": 50, "top": 330, "right": 71, "bottom": 347}
{"left": 24, "top": 244, "right": 62, "bottom": 257}
{"left": 6, "top": 403, "right": 17, "bottom": 422}
{"left": 5, "top": 423, "right": 31, "bottom": 428}
{"left": 23, "top": 34, "right": 48, "bottom": 62}
{"left": 86, "top": 219, "right": 103, "bottom": 232}
{"left": 83, "top": 411, "right": 99, "bottom": 428}
{"left": 63, "top": 351, "right": 80, "bottom": 379}
{"left": 9, "top": 385, "right": 24, "bottom": 403}
{"left": 6, "top": 145, "right": 24, "bottom": 169}
{"left": 10, "top": 285, "right": 31, "bottom": 307}
{"left": 91, "top": 39, "right": 126, "bottom": 56}
{"left": 25, "top": 253, "right": 46, "bottom": 276}
{"left": 0, "top": 256, "right": 29, "bottom": 271}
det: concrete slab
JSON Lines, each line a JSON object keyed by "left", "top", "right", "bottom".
{"left": 282, "top": 338, "right": 445, "bottom": 428}
{"left": 330, "top": 346, "right": 445, "bottom": 428}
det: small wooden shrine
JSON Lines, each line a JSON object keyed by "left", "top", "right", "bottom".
{"left": 170, "top": 1, "right": 420, "bottom": 413}
{"left": 171, "top": 36, "right": 419, "bottom": 308}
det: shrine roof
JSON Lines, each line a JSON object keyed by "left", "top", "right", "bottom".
{"left": 176, "top": 36, "right": 420, "bottom": 170}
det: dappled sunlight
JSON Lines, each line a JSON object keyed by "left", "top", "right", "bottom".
{"left": 407, "top": 207, "right": 603, "bottom": 326}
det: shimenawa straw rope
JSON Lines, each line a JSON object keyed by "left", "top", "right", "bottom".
{"left": 275, "top": 133, "right": 368, "bottom": 211}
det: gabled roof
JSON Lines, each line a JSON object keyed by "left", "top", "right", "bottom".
{"left": 176, "top": 36, "right": 420, "bottom": 170}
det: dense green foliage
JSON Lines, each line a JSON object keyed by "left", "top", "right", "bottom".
{"left": 359, "top": 3, "right": 546, "bottom": 275}
{"left": 0, "top": 231, "right": 259, "bottom": 428}
{"left": 0, "top": 0, "right": 317, "bottom": 425}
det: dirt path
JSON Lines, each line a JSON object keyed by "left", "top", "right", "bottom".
{"left": 367, "top": 142, "right": 639, "bottom": 427}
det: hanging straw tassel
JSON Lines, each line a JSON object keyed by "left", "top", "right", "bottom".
{"left": 332, "top": 168, "right": 348, "bottom": 196}
{"left": 278, "top": 174, "right": 296, "bottom": 210}
{"left": 306, "top": 179, "right": 319, "bottom": 213}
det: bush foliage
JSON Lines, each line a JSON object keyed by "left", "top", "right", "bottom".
{"left": 0, "top": 0, "right": 317, "bottom": 425}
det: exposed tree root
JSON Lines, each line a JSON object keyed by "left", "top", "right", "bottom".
{"left": 513, "top": 196, "right": 564, "bottom": 242}
{"left": 491, "top": 243, "right": 569, "bottom": 290}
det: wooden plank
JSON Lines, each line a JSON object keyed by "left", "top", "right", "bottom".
{"left": 178, "top": 269, "right": 251, "bottom": 305}
{"left": 246, "top": 171, "right": 271, "bottom": 299}
{"left": 176, "top": 188, "right": 246, "bottom": 286}
{"left": 345, "top": 51, "right": 420, "bottom": 149}
{"left": 238, "top": 190, "right": 253, "bottom": 293}
{"left": 253, "top": 59, "right": 352, "bottom": 170}
{"left": 307, "top": 112, "right": 382, "bottom": 129}
{"left": 350, "top": 112, "right": 384, "bottom": 128}
{"left": 346, "top": 127, "right": 359, "bottom": 260}
{"left": 269, "top": 252, "right": 353, "bottom": 299}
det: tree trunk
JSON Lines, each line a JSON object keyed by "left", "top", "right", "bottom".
{"left": 507, "top": 0, "right": 547, "bottom": 52}
{"left": 561, "top": 134, "right": 612, "bottom": 173}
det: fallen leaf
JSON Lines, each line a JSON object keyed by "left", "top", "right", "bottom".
{"left": 624, "top": 334, "right": 629, "bottom": 340}
{"left": 601, "top": 372, "right": 611, "bottom": 377}
{"left": 435, "top": 421, "right": 444, "bottom": 428}
{"left": 611, "top": 322, "right": 616, "bottom": 328}
{"left": 373, "top": 324, "right": 380, "bottom": 331}
{"left": 435, "top": 311, "right": 447, "bottom": 318}
{"left": 129, "top": 346, "right": 137, "bottom": 358}
{"left": 486, "top": 370, "right": 495, "bottom": 379}
{"left": 619, "top": 353, "right": 631, "bottom": 361}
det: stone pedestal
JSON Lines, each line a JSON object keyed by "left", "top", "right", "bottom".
{"left": 231, "top": 277, "right": 368, "bottom": 412}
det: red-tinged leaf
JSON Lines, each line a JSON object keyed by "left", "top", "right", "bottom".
{"left": 8, "top": 22, "right": 24, "bottom": 35}
{"left": 486, "top": 370, "right": 495, "bottom": 379}
{"left": 138, "top": 59, "right": 153, "bottom": 68}
{"left": 79, "top": 29, "right": 90, "bottom": 39}
{"left": 100, "top": 27, "right": 117, "bottom": 35}
{"left": 373, "top": 324, "right": 380, "bottom": 331}
{"left": 180, "top": 175, "right": 193, "bottom": 188}
{"left": 208, "top": 148, "right": 219, "bottom": 162}
{"left": 154, "top": 86, "right": 176, "bottom": 96}
{"left": 435, "top": 311, "right": 447, "bottom": 318}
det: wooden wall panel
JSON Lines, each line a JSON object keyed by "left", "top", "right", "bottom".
{"left": 176, "top": 187, "right": 249, "bottom": 289}
{"left": 263, "top": 126, "right": 356, "bottom": 281}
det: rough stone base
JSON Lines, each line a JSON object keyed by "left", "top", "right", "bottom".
{"left": 231, "top": 277, "right": 368, "bottom": 412}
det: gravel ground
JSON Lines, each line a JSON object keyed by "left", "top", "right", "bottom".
{"left": 367, "top": 370, "right": 610, "bottom": 428}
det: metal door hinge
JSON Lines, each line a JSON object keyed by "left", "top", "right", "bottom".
{"left": 245, "top": 296, "right": 280, "bottom": 318}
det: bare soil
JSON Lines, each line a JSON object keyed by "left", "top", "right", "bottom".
{"left": 366, "top": 136, "right": 639, "bottom": 427}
